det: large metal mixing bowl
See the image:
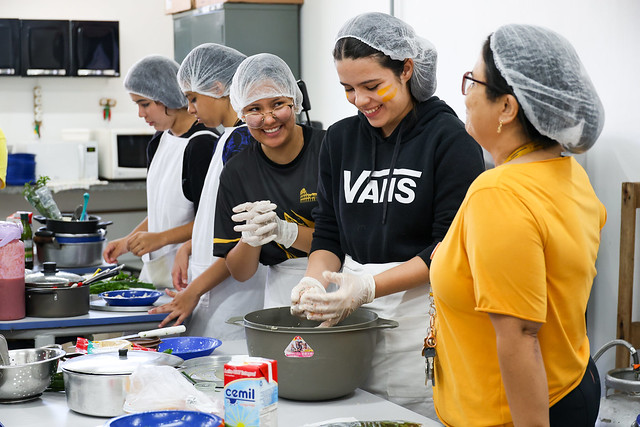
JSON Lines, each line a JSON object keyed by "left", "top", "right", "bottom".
{"left": 0, "top": 347, "right": 66, "bottom": 401}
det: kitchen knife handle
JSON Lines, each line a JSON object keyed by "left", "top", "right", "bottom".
{"left": 138, "top": 325, "right": 186, "bottom": 338}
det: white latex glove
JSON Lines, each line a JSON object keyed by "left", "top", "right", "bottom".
{"left": 298, "top": 271, "right": 376, "bottom": 327}
{"left": 232, "top": 201, "right": 298, "bottom": 248}
{"left": 232, "top": 200, "right": 277, "bottom": 247}
{"left": 290, "top": 276, "right": 326, "bottom": 317}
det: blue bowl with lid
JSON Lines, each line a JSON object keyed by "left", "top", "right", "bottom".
{"left": 105, "top": 410, "right": 223, "bottom": 426}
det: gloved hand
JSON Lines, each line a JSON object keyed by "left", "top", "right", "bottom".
{"left": 290, "top": 276, "right": 326, "bottom": 317}
{"left": 232, "top": 200, "right": 298, "bottom": 248}
{"left": 232, "top": 200, "right": 277, "bottom": 247}
{"left": 299, "top": 271, "right": 376, "bottom": 327}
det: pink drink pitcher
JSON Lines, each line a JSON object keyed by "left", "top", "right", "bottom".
{"left": 0, "top": 221, "right": 25, "bottom": 320}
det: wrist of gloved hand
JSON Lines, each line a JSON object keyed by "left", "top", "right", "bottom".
{"left": 274, "top": 218, "right": 298, "bottom": 248}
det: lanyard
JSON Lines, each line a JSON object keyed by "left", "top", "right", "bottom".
{"left": 504, "top": 142, "right": 545, "bottom": 164}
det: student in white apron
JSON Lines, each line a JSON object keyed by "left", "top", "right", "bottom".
{"left": 212, "top": 54, "right": 326, "bottom": 309}
{"left": 149, "top": 44, "right": 266, "bottom": 340}
{"left": 102, "top": 55, "right": 217, "bottom": 289}
{"left": 289, "top": 13, "right": 485, "bottom": 419}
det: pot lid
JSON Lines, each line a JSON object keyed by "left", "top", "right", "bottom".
{"left": 25, "top": 262, "right": 83, "bottom": 287}
{"left": 61, "top": 348, "right": 183, "bottom": 375}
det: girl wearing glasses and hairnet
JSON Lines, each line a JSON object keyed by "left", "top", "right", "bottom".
{"left": 290, "top": 12, "right": 485, "bottom": 418}
{"left": 430, "top": 24, "right": 605, "bottom": 426}
{"left": 212, "top": 53, "right": 326, "bottom": 309}
{"left": 103, "top": 55, "right": 218, "bottom": 289}
{"left": 149, "top": 44, "right": 266, "bottom": 340}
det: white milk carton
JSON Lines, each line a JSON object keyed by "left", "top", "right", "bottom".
{"left": 223, "top": 356, "right": 278, "bottom": 427}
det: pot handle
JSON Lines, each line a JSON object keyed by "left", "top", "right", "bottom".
{"left": 374, "top": 317, "right": 399, "bottom": 329}
{"left": 97, "top": 221, "right": 113, "bottom": 228}
{"left": 226, "top": 316, "right": 245, "bottom": 327}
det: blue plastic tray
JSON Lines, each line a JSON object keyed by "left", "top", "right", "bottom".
{"left": 106, "top": 410, "right": 223, "bottom": 426}
{"left": 157, "top": 337, "right": 222, "bottom": 360}
{"left": 99, "top": 289, "right": 163, "bottom": 306}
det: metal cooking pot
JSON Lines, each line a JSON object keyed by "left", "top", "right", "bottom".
{"left": 228, "top": 307, "right": 398, "bottom": 401}
{"left": 61, "top": 348, "right": 184, "bottom": 417}
{"left": 25, "top": 262, "right": 89, "bottom": 317}
{"left": 34, "top": 214, "right": 113, "bottom": 234}
{"left": 0, "top": 346, "right": 66, "bottom": 401}
{"left": 34, "top": 228, "right": 106, "bottom": 267}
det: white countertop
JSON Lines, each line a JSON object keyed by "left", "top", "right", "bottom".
{"left": 0, "top": 340, "right": 442, "bottom": 427}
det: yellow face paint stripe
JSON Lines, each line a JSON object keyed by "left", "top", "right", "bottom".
{"left": 377, "top": 85, "right": 391, "bottom": 96}
{"left": 213, "top": 237, "right": 241, "bottom": 244}
{"left": 382, "top": 87, "right": 397, "bottom": 102}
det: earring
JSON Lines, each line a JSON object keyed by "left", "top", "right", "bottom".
{"left": 497, "top": 120, "right": 503, "bottom": 134}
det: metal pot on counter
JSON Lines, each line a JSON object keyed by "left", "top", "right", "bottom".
{"left": 228, "top": 307, "right": 398, "bottom": 401}
{"left": 25, "top": 262, "right": 90, "bottom": 317}
{"left": 61, "top": 348, "right": 184, "bottom": 417}
{"left": 33, "top": 214, "right": 112, "bottom": 268}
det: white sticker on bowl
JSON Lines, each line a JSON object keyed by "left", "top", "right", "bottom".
{"left": 284, "top": 335, "right": 314, "bottom": 358}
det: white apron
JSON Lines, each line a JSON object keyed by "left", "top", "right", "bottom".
{"left": 139, "top": 131, "right": 200, "bottom": 289}
{"left": 343, "top": 255, "right": 435, "bottom": 420}
{"left": 265, "top": 257, "right": 308, "bottom": 308}
{"left": 186, "top": 126, "right": 266, "bottom": 340}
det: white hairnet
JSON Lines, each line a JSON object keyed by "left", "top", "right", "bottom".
{"left": 335, "top": 12, "right": 437, "bottom": 102}
{"left": 123, "top": 55, "right": 187, "bottom": 110}
{"left": 491, "top": 24, "right": 604, "bottom": 153}
{"left": 177, "top": 43, "right": 246, "bottom": 98}
{"left": 230, "top": 53, "right": 303, "bottom": 118}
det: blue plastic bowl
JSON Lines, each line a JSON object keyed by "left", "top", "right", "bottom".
{"left": 157, "top": 337, "right": 222, "bottom": 360}
{"left": 99, "top": 290, "right": 163, "bottom": 306}
{"left": 106, "top": 410, "right": 223, "bottom": 427}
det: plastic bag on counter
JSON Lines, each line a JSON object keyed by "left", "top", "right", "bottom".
{"left": 123, "top": 365, "right": 223, "bottom": 416}
{"left": 22, "top": 176, "right": 62, "bottom": 219}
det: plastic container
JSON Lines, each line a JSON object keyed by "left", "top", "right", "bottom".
{"left": 0, "top": 221, "right": 26, "bottom": 320}
{"left": 5, "top": 153, "right": 35, "bottom": 185}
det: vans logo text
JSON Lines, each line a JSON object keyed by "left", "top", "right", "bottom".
{"left": 344, "top": 169, "right": 422, "bottom": 204}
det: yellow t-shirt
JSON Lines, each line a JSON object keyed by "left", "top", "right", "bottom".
{"left": 430, "top": 156, "right": 606, "bottom": 427}
{"left": 0, "top": 128, "right": 7, "bottom": 189}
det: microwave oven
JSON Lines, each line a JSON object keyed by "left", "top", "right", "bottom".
{"left": 19, "top": 140, "right": 98, "bottom": 183}
{"left": 94, "top": 128, "right": 154, "bottom": 180}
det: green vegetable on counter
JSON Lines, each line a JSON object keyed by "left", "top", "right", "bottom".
{"left": 47, "top": 372, "right": 65, "bottom": 392}
{"left": 89, "top": 272, "right": 155, "bottom": 294}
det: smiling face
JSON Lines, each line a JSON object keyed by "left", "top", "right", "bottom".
{"left": 184, "top": 91, "right": 234, "bottom": 128}
{"left": 130, "top": 93, "right": 173, "bottom": 131}
{"left": 242, "top": 96, "right": 295, "bottom": 145}
{"left": 335, "top": 56, "right": 414, "bottom": 137}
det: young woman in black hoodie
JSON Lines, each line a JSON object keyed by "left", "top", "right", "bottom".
{"left": 291, "top": 12, "right": 485, "bottom": 418}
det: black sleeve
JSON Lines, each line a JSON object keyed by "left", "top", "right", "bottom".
{"left": 416, "top": 119, "right": 485, "bottom": 267}
{"left": 182, "top": 134, "right": 217, "bottom": 213}
{"left": 310, "top": 127, "right": 346, "bottom": 264}
{"left": 213, "top": 163, "right": 241, "bottom": 258}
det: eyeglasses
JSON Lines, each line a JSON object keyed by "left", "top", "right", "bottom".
{"left": 461, "top": 71, "right": 501, "bottom": 96}
{"left": 243, "top": 104, "right": 294, "bottom": 129}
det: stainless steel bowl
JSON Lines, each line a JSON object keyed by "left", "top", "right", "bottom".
{"left": 0, "top": 347, "right": 66, "bottom": 401}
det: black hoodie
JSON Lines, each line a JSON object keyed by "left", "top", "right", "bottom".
{"left": 311, "top": 96, "right": 485, "bottom": 267}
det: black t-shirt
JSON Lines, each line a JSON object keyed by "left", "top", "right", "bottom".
{"left": 213, "top": 125, "right": 326, "bottom": 265}
{"left": 146, "top": 121, "right": 218, "bottom": 212}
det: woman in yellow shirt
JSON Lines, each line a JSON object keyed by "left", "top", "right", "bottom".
{"left": 0, "top": 128, "right": 7, "bottom": 189}
{"left": 430, "top": 24, "right": 605, "bottom": 426}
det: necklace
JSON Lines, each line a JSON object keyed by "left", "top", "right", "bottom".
{"left": 503, "top": 141, "right": 546, "bottom": 164}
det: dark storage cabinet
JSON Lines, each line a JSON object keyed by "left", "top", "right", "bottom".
{"left": 21, "top": 19, "right": 71, "bottom": 76}
{"left": 0, "top": 19, "right": 20, "bottom": 75}
{"left": 173, "top": 3, "right": 300, "bottom": 78}
{"left": 71, "top": 20, "right": 120, "bottom": 76}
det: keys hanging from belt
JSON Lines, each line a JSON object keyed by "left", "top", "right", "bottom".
{"left": 422, "top": 331, "right": 436, "bottom": 387}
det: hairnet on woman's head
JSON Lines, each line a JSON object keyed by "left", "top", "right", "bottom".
{"left": 178, "top": 43, "right": 246, "bottom": 98}
{"left": 230, "top": 53, "right": 303, "bottom": 118}
{"left": 335, "top": 12, "right": 437, "bottom": 102}
{"left": 490, "top": 24, "right": 604, "bottom": 153}
{"left": 124, "top": 55, "right": 187, "bottom": 109}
